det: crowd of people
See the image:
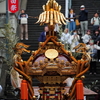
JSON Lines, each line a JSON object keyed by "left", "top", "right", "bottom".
{"left": 60, "top": 5, "right": 100, "bottom": 76}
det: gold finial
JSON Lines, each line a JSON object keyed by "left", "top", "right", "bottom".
{"left": 36, "top": 0, "right": 67, "bottom": 26}
{"left": 42, "top": 5, "right": 46, "bottom": 11}
{"left": 46, "top": 3, "right": 50, "bottom": 11}
{"left": 58, "top": 5, "right": 61, "bottom": 11}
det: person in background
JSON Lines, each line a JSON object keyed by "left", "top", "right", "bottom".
{"left": 94, "top": 29, "right": 100, "bottom": 61}
{"left": 91, "top": 13, "right": 100, "bottom": 33}
{"left": 18, "top": 10, "right": 28, "bottom": 40}
{"left": 38, "top": 26, "right": 49, "bottom": 42}
{"left": 68, "top": 9, "right": 76, "bottom": 33}
{"left": 60, "top": 28, "right": 71, "bottom": 50}
{"left": 86, "top": 39, "right": 100, "bottom": 74}
{"left": 81, "top": 30, "right": 91, "bottom": 44}
{"left": 92, "top": 30, "right": 100, "bottom": 44}
{"left": 79, "top": 5, "right": 88, "bottom": 36}
{"left": 94, "top": 87, "right": 100, "bottom": 100}
{"left": 70, "top": 30, "right": 80, "bottom": 52}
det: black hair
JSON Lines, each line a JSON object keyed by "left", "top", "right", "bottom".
{"left": 73, "top": 30, "right": 77, "bottom": 32}
{"left": 69, "top": 9, "right": 74, "bottom": 13}
{"left": 94, "top": 29, "right": 99, "bottom": 33}
{"left": 20, "top": 9, "right": 25, "bottom": 12}
{"left": 94, "top": 12, "right": 99, "bottom": 15}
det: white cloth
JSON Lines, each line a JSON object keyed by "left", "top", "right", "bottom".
{"left": 21, "top": 18, "right": 27, "bottom": 24}
{"left": 10, "top": 68, "right": 22, "bottom": 89}
{"left": 82, "top": 34, "right": 91, "bottom": 43}
{"left": 61, "top": 32, "right": 71, "bottom": 44}
{"left": 44, "top": 32, "right": 46, "bottom": 36}
{"left": 63, "top": 77, "right": 74, "bottom": 87}
{"left": 70, "top": 34, "right": 80, "bottom": 52}
{"left": 70, "top": 14, "right": 74, "bottom": 21}
{"left": 10, "top": 54, "right": 23, "bottom": 89}
{"left": 84, "top": 96, "right": 86, "bottom": 100}
{"left": 54, "top": 24, "right": 59, "bottom": 32}
{"left": 0, "top": 85, "right": 2, "bottom": 93}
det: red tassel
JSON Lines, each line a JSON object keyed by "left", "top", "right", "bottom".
{"left": 21, "top": 80, "right": 28, "bottom": 100}
{"left": 76, "top": 80, "right": 84, "bottom": 100}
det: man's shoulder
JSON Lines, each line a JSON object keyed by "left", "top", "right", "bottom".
{"left": 83, "top": 34, "right": 88, "bottom": 37}
{"left": 80, "top": 10, "right": 88, "bottom": 13}
{"left": 67, "top": 33, "right": 71, "bottom": 36}
{"left": 41, "top": 32, "right": 45, "bottom": 34}
{"left": 97, "top": 34, "right": 100, "bottom": 38}
{"left": 85, "top": 10, "right": 88, "bottom": 12}
{"left": 91, "top": 17, "right": 94, "bottom": 19}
